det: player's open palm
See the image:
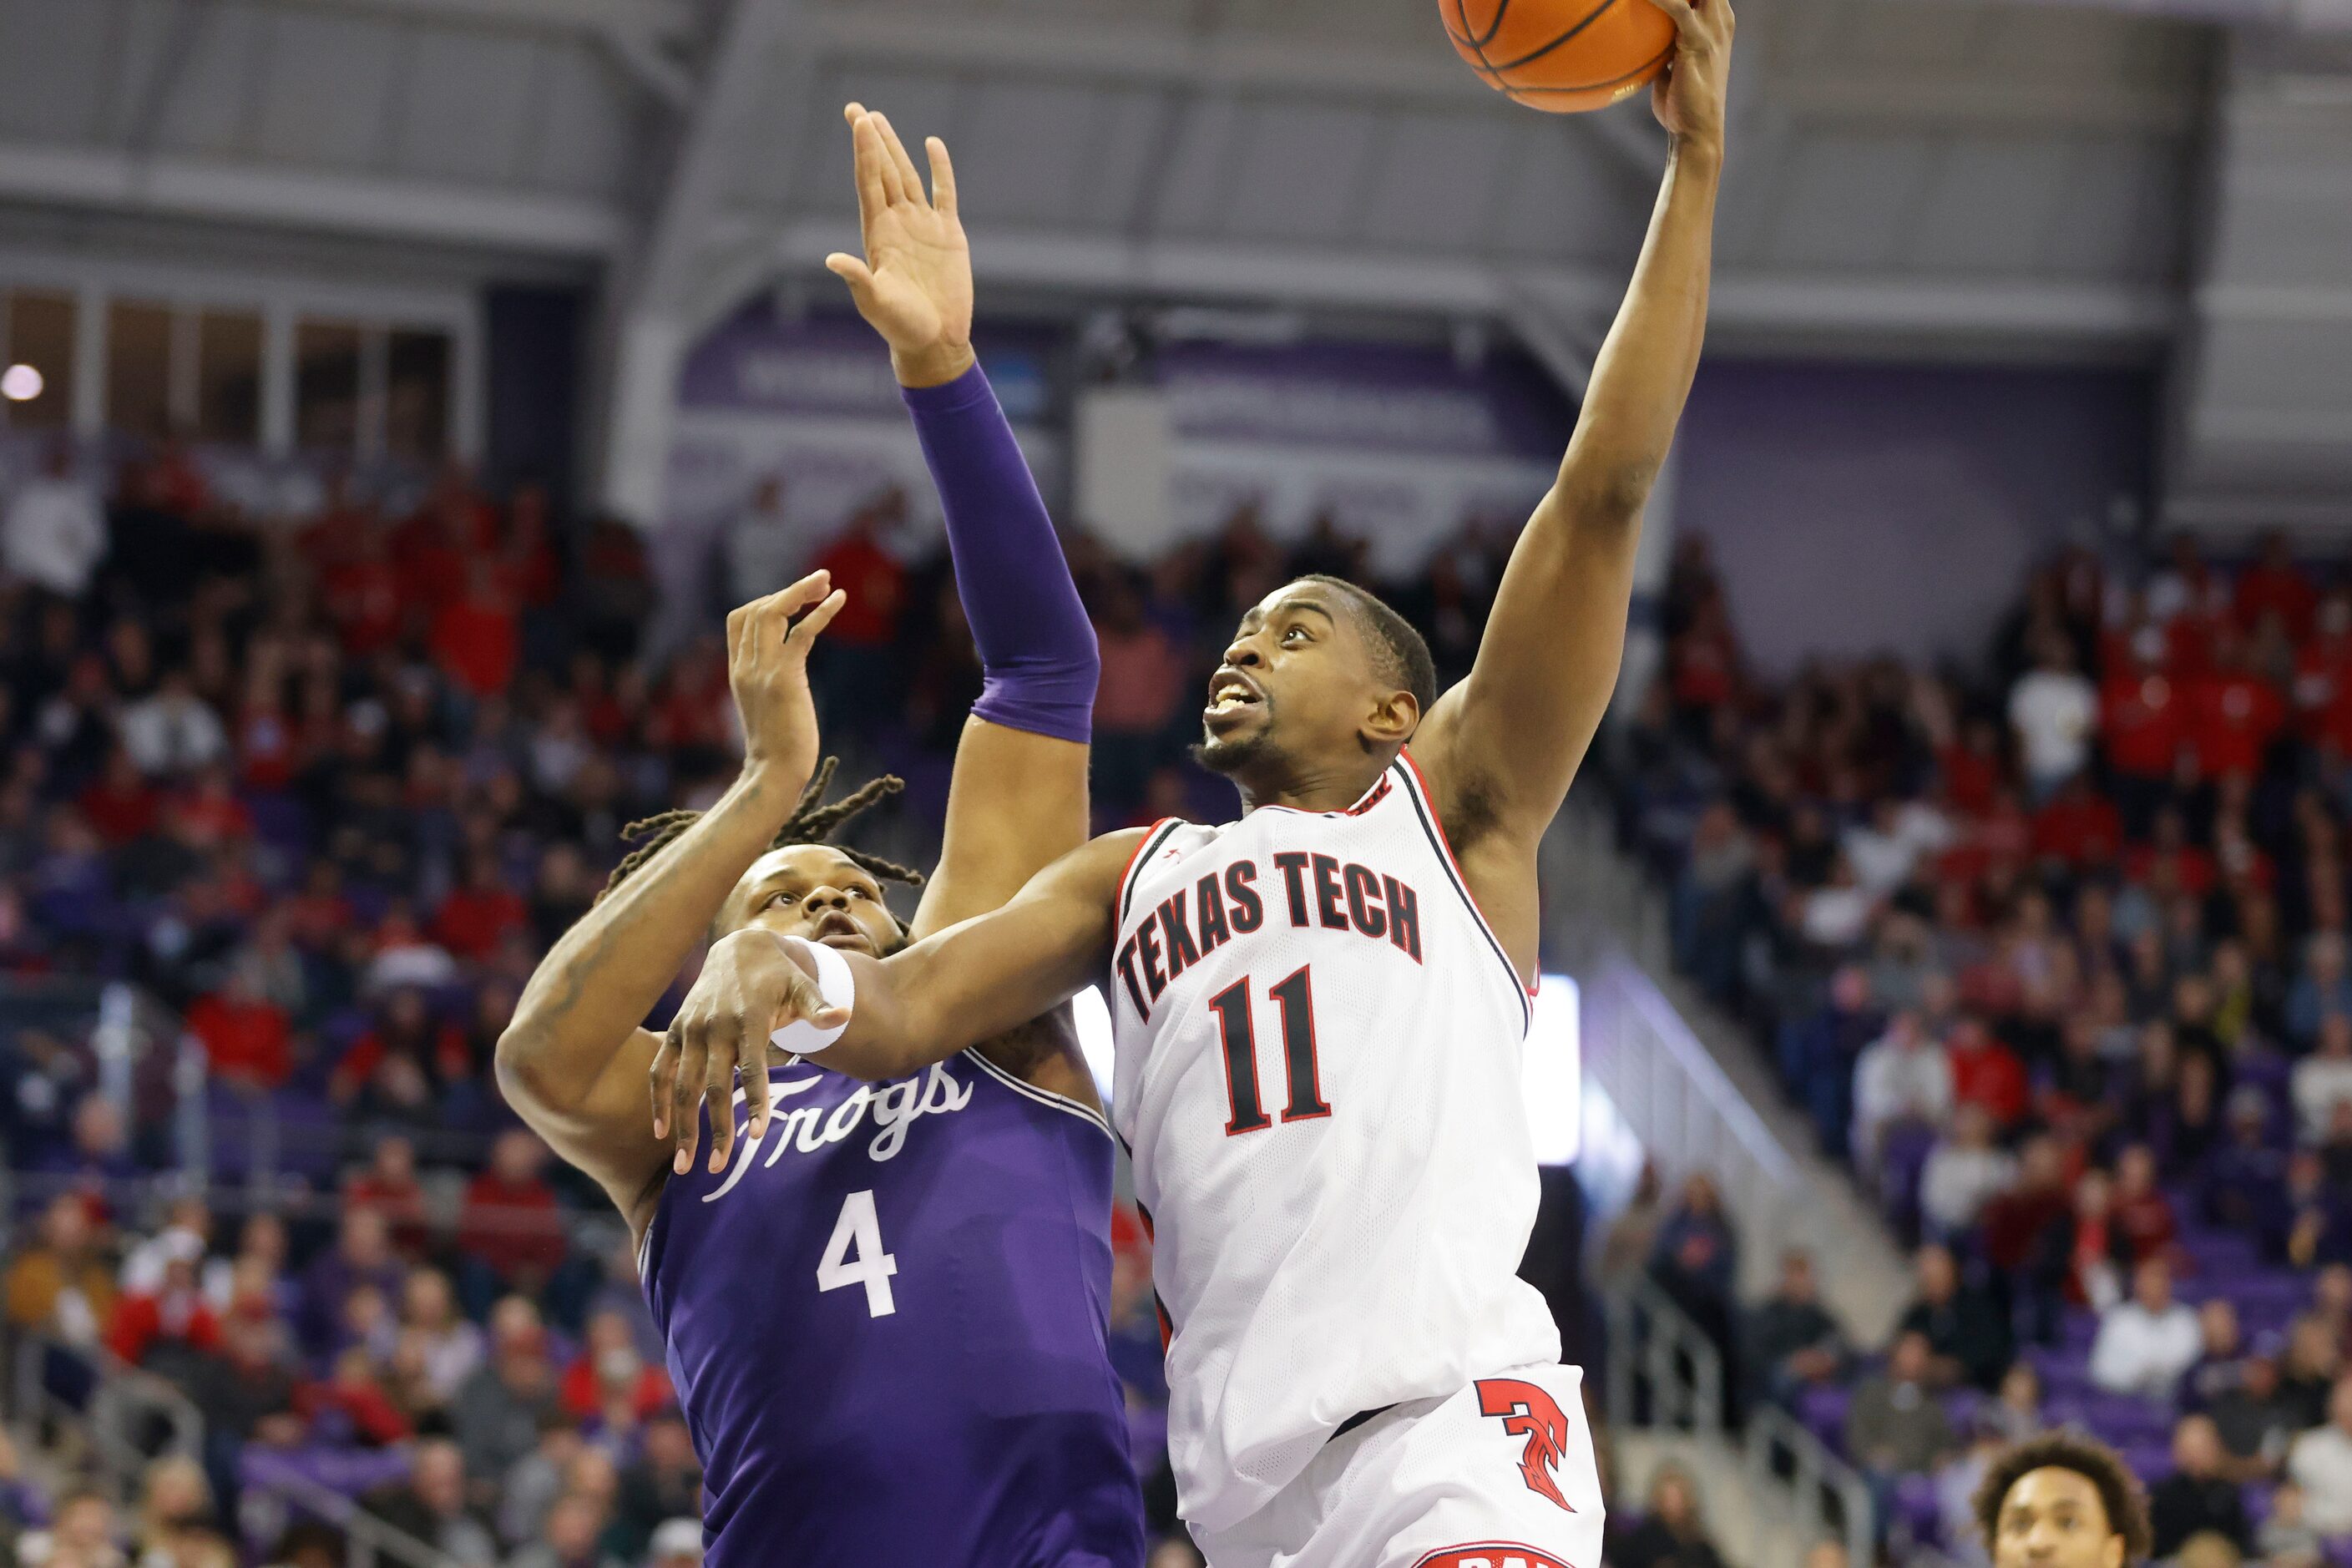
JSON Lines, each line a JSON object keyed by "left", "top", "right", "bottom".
{"left": 1641, "top": 0, "right": 1734, "bottom": 150}
{"left": 730, "top": 570, "right": 845, "bottom": 788}
{"left": 826, "top": 104, "right": 973, "bottom": 374}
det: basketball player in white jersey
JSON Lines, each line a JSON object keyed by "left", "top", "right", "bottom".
{"left": 654, "top": 1, "right": 1732, "bottom": 1560}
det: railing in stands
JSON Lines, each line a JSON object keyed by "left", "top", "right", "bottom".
{"left": 11, "top": 1336, "right": 454, "bottom": 1568}
{"left": 1603, "top": 1280, "right": 1874, "bottom": 1568}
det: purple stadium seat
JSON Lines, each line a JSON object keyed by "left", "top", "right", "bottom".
{"left": 1893, "top": 1472, "right": 1944, "bottom": 1547}
{"left": 241, "top": 1443, "right": 413, "bottom": 1499}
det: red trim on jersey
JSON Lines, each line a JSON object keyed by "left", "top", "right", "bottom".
{"left": 1397, "top": 748, "right": 1540, "bottom": 998}
{"left": 1411, "top": 1545, "right": 1576, "bottom": 1568}
{"left": 1115, "top": 818, "right": 1179, "bottom": 924}
{"left": 1256, "top": 773, "right": 1393, "bottom": 818}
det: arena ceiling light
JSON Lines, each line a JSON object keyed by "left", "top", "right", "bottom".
{"left": 0, "top": 364, "right": 43, "bottom": 402}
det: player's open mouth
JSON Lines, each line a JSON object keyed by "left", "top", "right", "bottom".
{"left": 812, "top": 913, "right": 871, "bottom": 953}
{"left": 1204, "top": 671, "right": 1262, "bottom": 721}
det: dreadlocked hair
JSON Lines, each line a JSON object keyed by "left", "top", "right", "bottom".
{"left": 602, "top": 756, "right": 927, "bottom": 895}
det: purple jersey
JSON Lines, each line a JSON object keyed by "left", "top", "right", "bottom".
{"left": 640, "top": 1048, "right": 1145, "bottom": 1568}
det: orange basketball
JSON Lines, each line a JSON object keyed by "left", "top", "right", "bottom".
{"left": 1439, "top": 0, "right": 1677, "bottom": 114}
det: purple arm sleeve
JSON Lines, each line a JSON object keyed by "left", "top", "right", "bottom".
{"left": 902, "top": 362, "right": 1098, "bottom": 745}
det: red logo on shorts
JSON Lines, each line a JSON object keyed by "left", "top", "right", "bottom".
{"left": 1412, "top": 1547, "right": 1574, "bottom": 1568}
{"left": 1475, "top": 1378, "right": 1576, "bottom": 1511}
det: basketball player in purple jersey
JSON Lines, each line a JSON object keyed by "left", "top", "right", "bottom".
{"left": 497, "top": 107, "right": 1144, "bottom": 1567}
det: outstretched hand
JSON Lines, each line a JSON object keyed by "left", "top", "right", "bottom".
{"left": 826, "top": 104, "right": 976, "bottom": 388}
{"left": 651, "top": 930, "right": 850, "bottom": 1176}
{"left": 731, "top": 570, "right": 846, "bottom": 792}
{"left": 1640, "top": 0, "right": 1734, "bottom": 153}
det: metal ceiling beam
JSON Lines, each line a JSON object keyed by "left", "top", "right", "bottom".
{"left": 746, "top": 216, "right": 2177, "bottom": 347}
{"left": 269, "top": 0, "right": 695, "bottom": 38}
{"left": 0, "top": 142, "right": 627, "bottom": 255}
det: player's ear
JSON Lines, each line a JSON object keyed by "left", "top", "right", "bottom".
{"left": 1363, "top": 688, "right": 1419, "bottom": 750}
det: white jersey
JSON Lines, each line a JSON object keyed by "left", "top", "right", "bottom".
{"left": 1108, "top": 751, "right": 1562, "bottom": 1533}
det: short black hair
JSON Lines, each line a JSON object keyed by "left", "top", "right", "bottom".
{"left": 1972, "top": 1432, "right": 2152, "bottom": 1564}
{"left": 1295, "top": 574, "right": 1438, "bottom": 717}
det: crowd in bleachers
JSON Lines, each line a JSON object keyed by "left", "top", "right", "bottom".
{"left": 1602, "top": 529, "right": 2352, "bottom": 1565}
{"left": 0, "top": 430, "right": 1534, "bottom": 1567}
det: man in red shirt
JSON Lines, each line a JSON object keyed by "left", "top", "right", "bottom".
{"left": 185, "top": 968, "right": 293, "bottom": 1090}
{"left": 458, "top": 1130, "right": 569, "bottom": 1297}
{"left": 2234, "top": 529, "right": 2316, "bottom": 641}
{"left": 1947, "top": 1016, "right": 2029, "bottom": 1129}
{"left": 432, "top": 850, "right": 526, "bottom": 963}
{"left": 321, "top": 516, "right": 411, "bottom": 658}
{"left": 2187, "top": 631, "right": 2286, "bottom": 782}
{"left": 809, "top": 491, "right": 908, "bottom": 719}
{"left": 76, "top": 747, "right": 160, "bottom": 846}
{"left": 430, "top": 559, "right": 519, "bottom": 699}
{"left": 2031, "top": 773, "right": 2124, "bottom": 872}
{"left": 2101, "top": 650, "right": 2183, "bottom": 837}
{"left": 107, "top": 1237, "right": 222, "bottom": 1367}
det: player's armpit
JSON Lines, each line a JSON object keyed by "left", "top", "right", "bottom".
{"left": 818, "top": 828, "right": 1144, "bottom": 1082}
{"left": 504, "top": 1024, "right": 675, "bottom": 1218}
{"left": 910, "top": 719, "right": 1091, "bottom": 940}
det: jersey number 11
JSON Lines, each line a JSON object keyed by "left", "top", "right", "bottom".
{"left": 1209, "top": 965, "right": 1331, "bottom": 1136}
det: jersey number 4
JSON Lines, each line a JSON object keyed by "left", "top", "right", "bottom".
{"left": 817, "top": 1189, "right": 899, "bottom": 1317}
{"left": 1209, "top": 965, "right": 1331, "bottom": 1136}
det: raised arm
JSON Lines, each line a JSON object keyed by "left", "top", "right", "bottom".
{"left": 660, "top": 827, "right": 1141, "bottom": 1088}
{"left": 824, "top": 104, "right": 1099, "bottom": 938}
{"left": 493, "top": 576, "right": 842, "bottom": 1213}
{"left": 1415, "top": 0, "right": 1732, "bottom": 852}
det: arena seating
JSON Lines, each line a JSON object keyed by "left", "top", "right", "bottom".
{"left": 1602, "top": 533, "right": 2352, "bottom": 1562}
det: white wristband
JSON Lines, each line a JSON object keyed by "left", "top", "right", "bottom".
{"left": 767, "top": 933, "right": 855, "bottom": 1055}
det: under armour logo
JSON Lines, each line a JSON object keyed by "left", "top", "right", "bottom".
{"left": 1475, "top": 1378, "right": 1575, "bottom": 1512}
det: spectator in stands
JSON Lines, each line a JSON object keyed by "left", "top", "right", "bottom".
{"left": 25, "top": 1485, "right": 124, "bottom": 1568}
{"left": 610, "top": 1411, "right": 701, "bottom": 1562}
{"left": 503, "top": 1492, "right": 622, "bottom": 1568}
{"left": 1898, "top": 1243, "right": 2012, "bottom": 1393}
{"left": 297, "top": 1208, "right": 406, "bottom": 1359}
{"left": 807, "top": 489, "right": 906, "bottom": 723}
{"left": 646, "top": 1518, "right": 703, "bottom": 1568}
{"left": 2181, "top": 1299, "right": 2246, "bottom": 1410}
{"left": 1610, "top": 1463, "right": 1727, "bottom": 1568}
{"left": 2294, "top": 1010, "right": 2352, "bottom": 1146}
{"left": 131, "top": 1455, "right": 217, "bottom": 1566}
{"left": 1990, "top": 1361, "right": 2045, "bottom": 1442}
{"left": 400, "top": 1267, "right": 485, "bottom": 1405}
{"left": 2257, "top": 1482, "right": 2325, "bottom": 1568}
{"left": 2008, "top": 633, "right": 2097, "bottom": 803}
{"left": 38, "top": 1093, "right": 139, "bottom": 1206}
{"left": 2089, "top": 1256, "right": 2202, "bottom": 1400}
{"left": 1648, "top": 1173, "right": 1740, "bottom": 1388}
{"left": 2205, "top": 1087, "right": 2289, "bottom": 1247}
{"left": 105, "top": 1231, "right": 221, "bottom": 1375}
{"left": 435, "top": 848, "right": 528, "bottom": 964}
{"left": 1851, "top": 1009, "right": 1953, "bottom": 1190}
{"left": 1920, "top": 1103, "right": 2016, "bottom": 1241}
{"left": 453, "top": 1298, "right": 560, "bottom": 1488}
{"left": 458, "top": 1130, "right": 571, "bottom": 1318}
{"left": 1983, "top": 1136, "right": 2078, "bottom": 1344}
{"left": 347, "top": 1136, "right": 431, "bottom": 1260}
{"left": 498, "top": 1411, "right": 584, "bottom": 1546}
{"left": 2280, "top": 1315, "right": 2344, "bottom": 1430}
{"left": 2148, "top": 1414, "right": 2251, "bottom": 1559}
{"left": 2206, "top": 1348, "right": 2294, "bottom": 1479}
{"left": 2110, "top": 1143, "right": 2179, "bottom": 1267}
{"left": 365, "top": 1436, "right": 498, "bottom": 1568}
{"left": 1743, "top": 1249, "right": 1849, "bottom": 1410}
{"left": 2066, "top": 1169, "right": 2132, "bottom": 1313}
{"left": 559, "top": 1309, "right": 672, "bottom": 1425}
{"left": 1945, "top": 1018, "right": 2027, "bottom": 1132}
{"left": 3, "top": 441, "right": 107, "bottom": 601}
{"left": 4, "top": 1193, "right": 116, "bottom": 1353}
{"left": 2287, "top": 941, "right": 2352, "bottom": 1052}
{"left": 2285, "top": 1373, "right": 2352, "bottom": 1535}
{"left": 183, "top": 964, "right": 294, "bottom": 1090}
{"left": 181, "top": 1301, "right": 303, "bottom": 1517}
{"left": 1846, "top": 1331, "right": 1957, "bottom": 1514}
{"left": 116, "top": 668, "right": 227, "bottom": 779}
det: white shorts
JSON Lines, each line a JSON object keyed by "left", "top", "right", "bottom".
{"left": 1193, "top": 1363, "right": 1606, "bottom": 1568}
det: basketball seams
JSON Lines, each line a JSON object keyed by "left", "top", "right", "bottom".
{"left": 1485, "top": 0, "right": 1627, "bottom": 74}
{"left": 1503, "top": 37, "right": 1673, "bottom": 98}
